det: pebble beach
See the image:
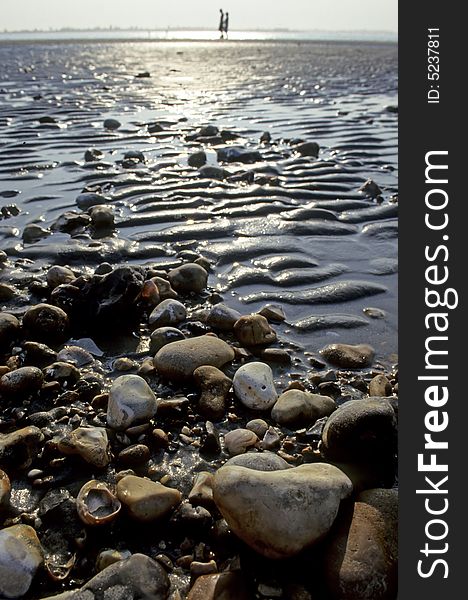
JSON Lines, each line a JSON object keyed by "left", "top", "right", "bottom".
{"left": 0, "top": 39, "right": 398, "bottom": 599}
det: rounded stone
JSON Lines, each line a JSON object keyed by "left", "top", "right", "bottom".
{"left": 224, "top": 451, "right": 291, "bottom": 472}
{"left": 116, "top": 475, "right": 182, "bottom": 522}
{"left": 323, "top": 488, "right": 398, "bottom": 599}
{"left": 233, "top": 362, "right": 277, "bottom": 411}
{"left": 151, "top": 277, "right": 178, "bottom": 300}
{"left": 96, "top": 549, "right": 132, "bottom": 573}
{"left": 89, "top": 205, "right": 115, "bottom": 229}
{"left": 296, "top": 141, "right": 320, "bottom": 157}
{"left": 58, "top": 427, "right": 110, "bottom": 468}
{"left": 258, "top": 304, "right": 286, "bottom": 322}
{"left": 194, "top": 365, "right": 232, "bottom": 421}
{"left": 118, "top": 444, "right": 151, "bottom": 467}
{"left": 168, "top": 263, "right": 208, "bottom": 294}
{"left": 0, "top": 366, "right": 44, "bottom": 396}
{"left": 321, "top": 398, "right": 397, "bottom": 462}
{"left": 107, "top": 375, "right": 157, "bottom": 430}
{"left": 0, "top": 426, "right": 44, "bottom": 469}
{"left": 188, "top": 151, "right": 207, "bottom": 168}
{"left": 369, "top": 374, "right": 392, "bottom": 397}
{"left": 57, "top": 346, "right": 94, "bottom": 367}
{"left": 224, "top": 429, "right": 258, "bottom": 456}
{"left": 46, "top": 266, "right": 75, "bottom": 289}
{"left": 246, "top": 419, "right": 269, "bottom": 439}
{"left": 149, "top": 327, "right": 185, "bottom": 354}
{"left": 207, "top": 304, "right": 242, "bottom": 331}
{"left": 271, "top": 390, "right": 336, "bottom": 428}
{"left": 213, "top": 463, "right": 352, "bottom": 559}
{"left": 188, "top": 472, "right": 215, "bottom": 507}
{"left": 187, "top": 572, "right": 250, "bottom": 600}
{"left": 320, "top": 343, "right": 375, "bottom": 369}
{"left": 22, "top": 303, "right": 69, "bottom": 344}
{"left": 233, "top": 314, "right": 277, "bottom": 346}
{"left": 104, "top": 118, "right": 121, "bottom": 130}
{"left": 154, "top": 335, "right": 235, "bottom": 380}
{"left": 0, "top": 313, "right": 20, "bottom": 350}
{"left": 0, "top": 525, "right": 44, "bottom": 599}
{"left": 148, "top": 299, "right": 187, "bottom": 329}
{"left": 41, "top": 554, "right": 170, "bottom": 600}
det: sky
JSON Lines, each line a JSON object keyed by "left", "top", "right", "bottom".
{"left": 2, "top": 0, "right": 398, "bottom": 32}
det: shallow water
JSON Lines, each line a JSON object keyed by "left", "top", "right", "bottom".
{"left": 0, "top": 40, "right": 397, "bottom": 362}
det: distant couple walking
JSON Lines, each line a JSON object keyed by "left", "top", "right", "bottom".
{"left": 219, "top": 9, "right": 229, "bottom": 39}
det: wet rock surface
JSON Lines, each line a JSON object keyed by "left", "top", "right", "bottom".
{"left": 0, "top": 524, "right": 44, "bottom": 598}
{"left": 0, "top": 40, "right": 397, "bottom": 600}
{"left": 154, "top": 336, "right": 235, "bottom": 380}
{"left": 213, "top": 463, "right": 352, "bottom": 559}
{"left": 323, "top": 489, "right": 398, "bottom": 599}
{"left": 41, "top": 554, "right": 170, "bottom": 600}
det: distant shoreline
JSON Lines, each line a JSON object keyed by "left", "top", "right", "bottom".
{"left": 1, "top": 26, "right": 397, "bottom": 35}
{"left": 0, "top": 28, "right": 398, "bottom": 45}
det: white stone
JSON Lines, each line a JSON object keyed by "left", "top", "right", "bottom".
{"left": 148, "top": 299, "right": 186, "bottom": 329}
{"left": 233, "top": 362, "right": 277, "bottom": 410}
{"left": 213, "top": 463, "right": 352, "bottom": 559}
{"left": 0, "top": 525, "right": 44, "bottom": 598}
{"left": 107, "top": 375, "right": 157, "bottom": 430}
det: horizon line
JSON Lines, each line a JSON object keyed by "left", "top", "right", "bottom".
{"left": 1, "top": 26, "right": 398, "bottom": 35}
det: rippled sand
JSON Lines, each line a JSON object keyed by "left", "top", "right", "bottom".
{"left": 0, "top": 40, "right": 397, "bottom": 360}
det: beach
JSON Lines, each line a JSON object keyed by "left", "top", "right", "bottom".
{"left": 0, "top": 39, "right": 398, "bottom": 599}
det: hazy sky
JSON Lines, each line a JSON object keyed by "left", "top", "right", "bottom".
{"left": 3, "top": 0, "right": 397, "bottom": 32}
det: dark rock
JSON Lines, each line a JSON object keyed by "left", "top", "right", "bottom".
{"left": 51, "top": 211, "right": 91, "bottom": 233}
{"left": 0, "top": 426, "right": 44, "bottom": 469}
{"left": 103, "top": 118, "right": 121, "bottom": 131}
{"left": 168, "top": 263, "right": 208, "bottom": 294}
{"left": 22, "top": 224, "right": 51, "bottom": 243}
{"left": 118, "top": 444, "right": 151, "bottom": 467}
{"left": 73, "top": 266, "right": 145, "bottom": 327}
{"left": 217, "top": 147, "right": 262, "bottom": 164}
{"left": 0, "top": 313, "right": 20, "bottom": 351}
{"left": 369, "top": 374, "right": 392, "bottom": 397}
{"left": 188, "top": 571, "right": 251, "bottom": 600}
{"left": 188, "top": 151, "right": 207, "bottom": 168}
{"left": 233, "top": 314, "right": 277, "bottom": 347}
{"left": 76, "top": 192, "right": 109, "bottom": 210}
{"left": 320, "top": 343, "right": 375, "bottom": 369}
{"left": 170, "top": 501, "right": 213, "bottom": 533}
{"left": 201, "top": 421, "right": 221, "bottom": 454}
{"left": 22, "top": 304, "right": 69, "bottom": 344}
{"left": 84, "top": 148, "right": 104, "bottom": 162}
{"left": 194, "top": 365, "right": 231, "bottom": 421}
{"left": 295, "top": 141, "right": 320, "bottom": 157}
{"left": 323, "top": 489, "right": 398, "bottom": 599}
{"left": 199, "top": 166, "right": 230, "bottom": 180}
{"left": 0, "top": 366, "right": 44, "bottom": 396}
{"left": 207, "top": 304, "right": 242, "bottom": 331}
{"left": 321, "top": 398, "right": 397, "bottom": 463}
{"left": 40, "top": 554, "right": 170, "bottom": 600}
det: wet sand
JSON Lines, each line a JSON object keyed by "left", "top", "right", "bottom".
{"left": 0, "top": 40, "right": 397, "bottom": 359}
{"left": 0, "top": 40, "right": 398, "bottom": 599}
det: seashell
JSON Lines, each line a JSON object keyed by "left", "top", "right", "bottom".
{"left": 76, "top": 480, "right": 121, "bottom": 526}
{"left": 45, "top": 554, "right": 76, "bottom": 581}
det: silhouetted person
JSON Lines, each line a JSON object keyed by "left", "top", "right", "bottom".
{"left": 223, "top": 12, "right": 229, "bottom": 38}
{"left": 219, "top": 9, "right": 225, "bottom": 39}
